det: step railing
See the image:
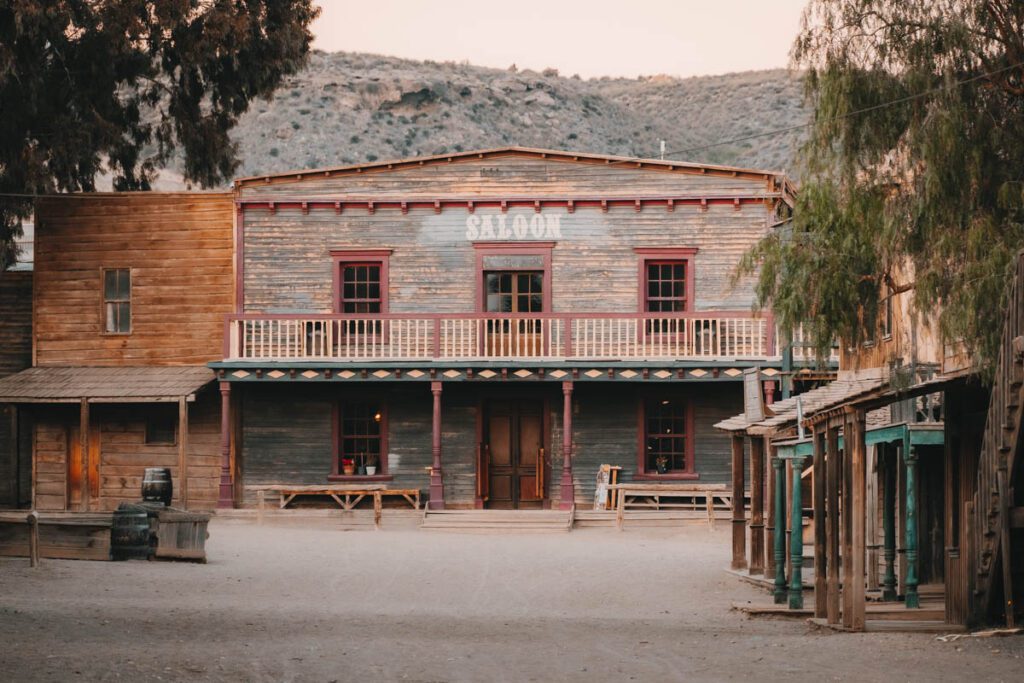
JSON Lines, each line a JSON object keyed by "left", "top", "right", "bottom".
{"left": 225, "top": 312, "right": 775, "bottom": 362}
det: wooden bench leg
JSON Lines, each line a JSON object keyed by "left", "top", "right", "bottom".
{"left": 280, "top": 493, "right": 295, "bottom": 509}
{"left": 706, "top": 495, "right": 715, "bottom": 530}
{"left": 257, "top": 490, "right": 265, "bottom": 525}
{"left": 329, "top": 494, "right": 344, "bottom": 509}
{"left": 374, "top": 492, "right": 382, "bottom": 530}
{"left": 616, "top": 492, "right": 625, "bottom": 531}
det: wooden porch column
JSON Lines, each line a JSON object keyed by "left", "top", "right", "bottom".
{"left": 772, "top": 454, "right": 787, "bottom": 604}
{"left": 79, "top": 398, "right": 89, "bottom": 512}
{"left": 825, "top": 421, "right": 841, "bottom": 624}
{"left": 882, "top": 443, "right": 898, "bottom": 601}
{"left": 559, "top": 381, "right": 574, "bottom": 510}
{"left": 788, "top": 455, "right": 806, "bottom": 610}
{"left": 730, "top": 433, "right": 747, "bottom": 570}
{"left": 749, "top": 436, "right": 765, "bottom": 574}
{"left": 904, "top": 438, "right": 920, "bottom": 609}
{"left": 217, "top": 382, "right": 233, "bottom": 509}
{"left": 429, "top": 381, "right": 445, "bottom": 510}
{"left": 850, "top": 409, "right": 867, "bottom": 630}
{"left": 812, "top": 425, "right": 827, "bottom": 618}
{"left": 841, "top": 416, "right": 855, "bottom": 628}
{"left": 765, "top": 442, "right": 777, "bottom": 579}
{"left": 178, "top": 396, "right": 189, "bottom": 510}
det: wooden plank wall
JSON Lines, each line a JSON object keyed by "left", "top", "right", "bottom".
{"left": 241, "top": 158, "right": 775, "bottom": 315}
{"left": 237, "top": 381, "right": 742, "bottom": 508}
{"left": 0, "top": 270, "right": 33, "bottom": 507}
{"left": 33, "top": 193, "right": 235, "bottom": 366}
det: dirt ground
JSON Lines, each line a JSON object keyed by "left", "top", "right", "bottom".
{"left": 1, "top": 520, "right": 1022, "bottom": 682}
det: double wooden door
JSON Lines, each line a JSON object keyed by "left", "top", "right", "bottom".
{"left": 486, "top": 400, "right": 546, "bottom": 509}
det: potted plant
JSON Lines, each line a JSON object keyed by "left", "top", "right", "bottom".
{"left": 366, "top": 453, "right": 378, "bottom": 476}
{"left": 655, "top": 455, "right": 669, "bottom": 474}
{"left": 357, "top": 453, "right": 367, "bottom": 476}
{"left": 341, "top": 457, "right": 355, "bottom": 476}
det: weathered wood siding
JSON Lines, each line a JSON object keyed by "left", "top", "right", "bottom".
{"left": 0, "top": 270, "right": 32, "bottom": 507}
{"left": 237, "top": 155, "right": 775, "bottom": 199}
{"left": 241, "top": 156, "right": 775, "bottom": 314}
{"left": 33, "top": 193, "right": 235, "bottom": 365}
{"left": 237, "top": 382, "right": 740, "bottom": 508}
{"left": 28, "top": 396, "right": 221, "bottom": 512}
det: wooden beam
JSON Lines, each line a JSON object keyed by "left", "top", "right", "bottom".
{"left": 997, "top": 468, "right": 1016, "bottom": 627}
{"left": 749, "top": 436, "right": 765, "bottom": 575}
{"left": 850, "top": 409, "right": 867, "bottom": 631}
{"left": 842, "top": 416, "right": 855, "bottom": 628}
{"left": 731, "top": 434, "right": 747, "bottom": 570}
{"left": 813, "top": 426, "right": 827, "bottom": 618}
{"left": 766, "top": 443, "right": 777, "bottom": 579}
{"left": 826, "top": 422, "right": 841, "bottom": 624}
{"left": 178, "top": 397, "right": 189, "bottom": 510}
{"left": 79, "top": 399, "right": 89, "bottom": 512}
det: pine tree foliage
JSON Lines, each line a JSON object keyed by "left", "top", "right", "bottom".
{"left": 741, "top": 0, "right": 1024, "bottom": 375}
{"left": 0, "top": 0, "right": 320, "bottom": 268}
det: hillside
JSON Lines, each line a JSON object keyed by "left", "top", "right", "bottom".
{"left": 221, "top": 51, "right": 807, "bottom": 182}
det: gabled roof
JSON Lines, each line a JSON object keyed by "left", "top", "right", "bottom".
{"left": 234, "top": 146, "right": 796, "bottom": 200}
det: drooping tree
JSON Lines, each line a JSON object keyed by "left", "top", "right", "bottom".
{"left": 0, "top": 0, "right": 320, "bottom": 269}
{"left": 741, "top": 0, "right": 1024, "bottom": 375}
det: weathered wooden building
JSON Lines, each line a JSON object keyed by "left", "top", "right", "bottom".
{"left": 211, "top": 147, "right": 798, "bottom": 510}
{"left": 0, "top": 193, "right": 235, "bottom": 512}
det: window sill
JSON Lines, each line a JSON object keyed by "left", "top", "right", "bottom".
{"left": 327, "top": 474, "right": 394, "bottom": 483}
{"left": 632, "top": 472, "right": 700, "bottom": 481}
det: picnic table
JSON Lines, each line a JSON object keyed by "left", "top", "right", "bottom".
{"left": 246, "top": 484, "right": 421, "bottom": 529}
{"left": 607, "top": 483, "right": 733, "bottom": 530}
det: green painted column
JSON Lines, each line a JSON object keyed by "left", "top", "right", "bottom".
{"left": 773, "top": 455, "right": 787, "bottom": 604}
{"left": 882, "top": 444, "right": 897, "bottom": 601}
{"left": 789, "top": 455, "right": 806, "bottom": 610}
{"left": 904, "top": 442, "right": 920, "bottom": 609}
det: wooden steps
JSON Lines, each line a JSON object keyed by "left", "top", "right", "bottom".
{"left": 574, "top": 509, "right": 727, "bottom": 528}
{"left": 420, "top": 509, "right": 572, "bottom": 533}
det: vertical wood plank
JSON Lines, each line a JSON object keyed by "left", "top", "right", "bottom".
{"left": 749, "top": 436, "right": 765, "bottom": 575}
{"left": 178, "top": 397, "right": 189, "bottom": 510}
{"left": 813, "top": 425, "right": 827, "bottom": 618}
{"left": 731, "top": 434, "right": 747, "bottom": 570}
{"left": 826, "top": 421, "right": 841, "bottom": 624}
{"left": 850, "top": 409, "right": 867, "bottom": 631}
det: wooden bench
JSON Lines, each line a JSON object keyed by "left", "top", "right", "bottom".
{"left": 608, "top": 483, "right": 733, "bottom": 530}
{"left": 246, "top": 485, "right": 422, "bottom": 530}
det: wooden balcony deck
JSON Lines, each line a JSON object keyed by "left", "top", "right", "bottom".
{"left": 224, "top": 312, "right": 776, "bottom": 363}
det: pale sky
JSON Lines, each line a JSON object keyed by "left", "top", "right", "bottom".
{"left": 313, "top": 0, "right": 809, "bottom": 79}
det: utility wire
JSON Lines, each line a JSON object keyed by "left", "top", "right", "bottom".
{"left": 0, "top": 59, "right": 1021, "bottom": 198}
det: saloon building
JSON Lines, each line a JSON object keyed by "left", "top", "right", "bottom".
{"left": 213, "top": 147, "right": 798, "bottom": 510}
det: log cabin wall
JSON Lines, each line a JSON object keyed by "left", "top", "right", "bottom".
{"left": 238, "top": 155, "right": 778, "bottom": 314}
{"left": 0, "top": 270, "right": 33, "bottom": 507}
{"left": 33, "top": 193, "right": 235, "bottom": 366}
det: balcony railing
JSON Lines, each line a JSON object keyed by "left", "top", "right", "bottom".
{"left": 224, "top": 312, "right": 776, "bottom": 362}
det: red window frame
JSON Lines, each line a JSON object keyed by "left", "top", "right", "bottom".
{"left": 330, "top": 250, "right": 392, "bottom": 314}
{"left": 634, "top": 248, "right": 697, "bottom": 313}
{"left": 635, "top": 396, "right": 697, "bottom": 480}
{"left": 329, "top": 400, "right": 391, "bottom": 482}
{"left": 472, "top": 242, "right": 554, "bottom": 313}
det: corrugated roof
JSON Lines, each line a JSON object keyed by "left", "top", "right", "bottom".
{"left": 714, "top": 367, "right": 888, "bottom": 435}
{"left": 0, "top": 366, "right": 215, "bottom": 403}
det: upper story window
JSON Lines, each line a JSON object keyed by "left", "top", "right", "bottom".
{"left": 881, "top": 286, "right": 893, "bottom": 339}
{"left": 340, "top": 264, "right": 382, "bottom": 313}
{"left": 634, "top": 248, "right": 697, "bottom": 314}
{"left": 102, "top": 268, "right": 131, "bottom": 334}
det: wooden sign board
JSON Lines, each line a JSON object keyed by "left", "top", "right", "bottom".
{"left": 743, "top": 367, "right": 765, "bottom": 424}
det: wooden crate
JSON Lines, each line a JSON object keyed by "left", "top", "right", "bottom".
{"left": 152, "top": 509, "right": 210, "bottom": 562}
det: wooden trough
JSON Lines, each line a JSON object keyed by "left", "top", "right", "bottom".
{"left": 0, "top": 511, "right": 112, "bottom": 561}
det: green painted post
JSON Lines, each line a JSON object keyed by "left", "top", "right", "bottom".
{"left": 789, "top": 456, "right": 806, "bottom": 610}
{"left": 882, "top": 444, "right": 897, "bottom": 601}
{"left": 773, "top": 456, "right": 787, "bottom": 604}
{"left": 904, "top": 441, "right": 920, "bottom": 609}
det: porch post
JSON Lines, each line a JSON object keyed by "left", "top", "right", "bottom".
{"left": 789, "top": 455, "right": 806, "bottom": 609}
{"left": 904, "top": 439, "right": 920, "bottom": 608}
{"left": 731, "top": 433, "right": 747, "bottom": 570}
{"left": 812, "top": 426, "right": 827, "bottom": 618}
{"left": 217, "top": 381, "right": 233, "bottom": 509}
{"left": 882, "top": 443, "right": 898, "bottom": 601}
{"left": 765, "top": 442, "right": 777, "bottom": 579}
{"left": 429, "top": 381, "right": 445, "bottom": 510}
{"left": 826, "top": 421, "right": 841, "bottom": 624}
{"left": 749, "top": 436, "right": 765, "bottom": 574}
{"left": 79, "top": 398, "right": 90, "bottom": 512}
{"left": 850, "top": 408, "right": 867, "bottom": 630}
{"left": 772, "top": 455, "right": 787, "bottom": 603}
{"left": 559, "top": 381, "right": 574, "bottom": 510}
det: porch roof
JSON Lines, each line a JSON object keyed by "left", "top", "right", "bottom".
{"left": 0, "top": 366, "right": 215, "bottom": 403}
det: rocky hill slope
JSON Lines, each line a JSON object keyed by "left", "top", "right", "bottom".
{"left": 212, "top": 52, "right": 810, "bottom": 182}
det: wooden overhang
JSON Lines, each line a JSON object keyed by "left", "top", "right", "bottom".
{"left": 0, "top": 366, "right": 216, "bottom": 404}
{"left": 233, "top": 146, "right": 797, "bottom": 205}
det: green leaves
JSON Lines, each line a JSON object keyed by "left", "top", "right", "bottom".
{"left": 0, "top": 0, "right": 320, "bottom": 268}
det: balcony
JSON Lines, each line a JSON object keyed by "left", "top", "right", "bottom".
{"left": 224, "top": 313, "right": 776, "bottom": 363}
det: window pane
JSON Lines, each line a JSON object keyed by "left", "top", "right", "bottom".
{"left": 118, "top": 303, "right": 131, "bottom": 332}
{"left": 105, "top": 303, "right": 117, "bottom": 333}
{"left": 486, "top": 273, "right": 500, "bottom": 293}
{"left": 104, "top": 270, "right": 117, "bottom": 299}
{"left": 119, "top": 269, "right": 130, "bottom": 298}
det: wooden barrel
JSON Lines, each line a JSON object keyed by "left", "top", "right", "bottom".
{"left": 141, "top": 467, "right": 173, "bottom": 506}
{"left": 110, "top": 505, "right": 152, "bottom": 561}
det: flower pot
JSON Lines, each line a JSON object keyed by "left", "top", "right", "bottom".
{"left": 366, "top": 466, "right": 377, "bottom": 476}
{"left": 342, "top": 465, "right": 355, "bottom": 476}
{"left": 655, "top": 463, "right": 669, "bottom": 474}
{"left": 358, "top": 465, "right": 367, "bottom": 475}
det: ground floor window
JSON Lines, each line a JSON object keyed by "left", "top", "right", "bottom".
{"left": 334, "top": 401, "right": 387, "bottom": 477}
{"left": 638, "top": 398, "right": 694, "bottom": 478}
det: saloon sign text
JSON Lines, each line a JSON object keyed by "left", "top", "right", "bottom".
{"left": 465, "top": 212, "right": 563, "bottom": 241}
